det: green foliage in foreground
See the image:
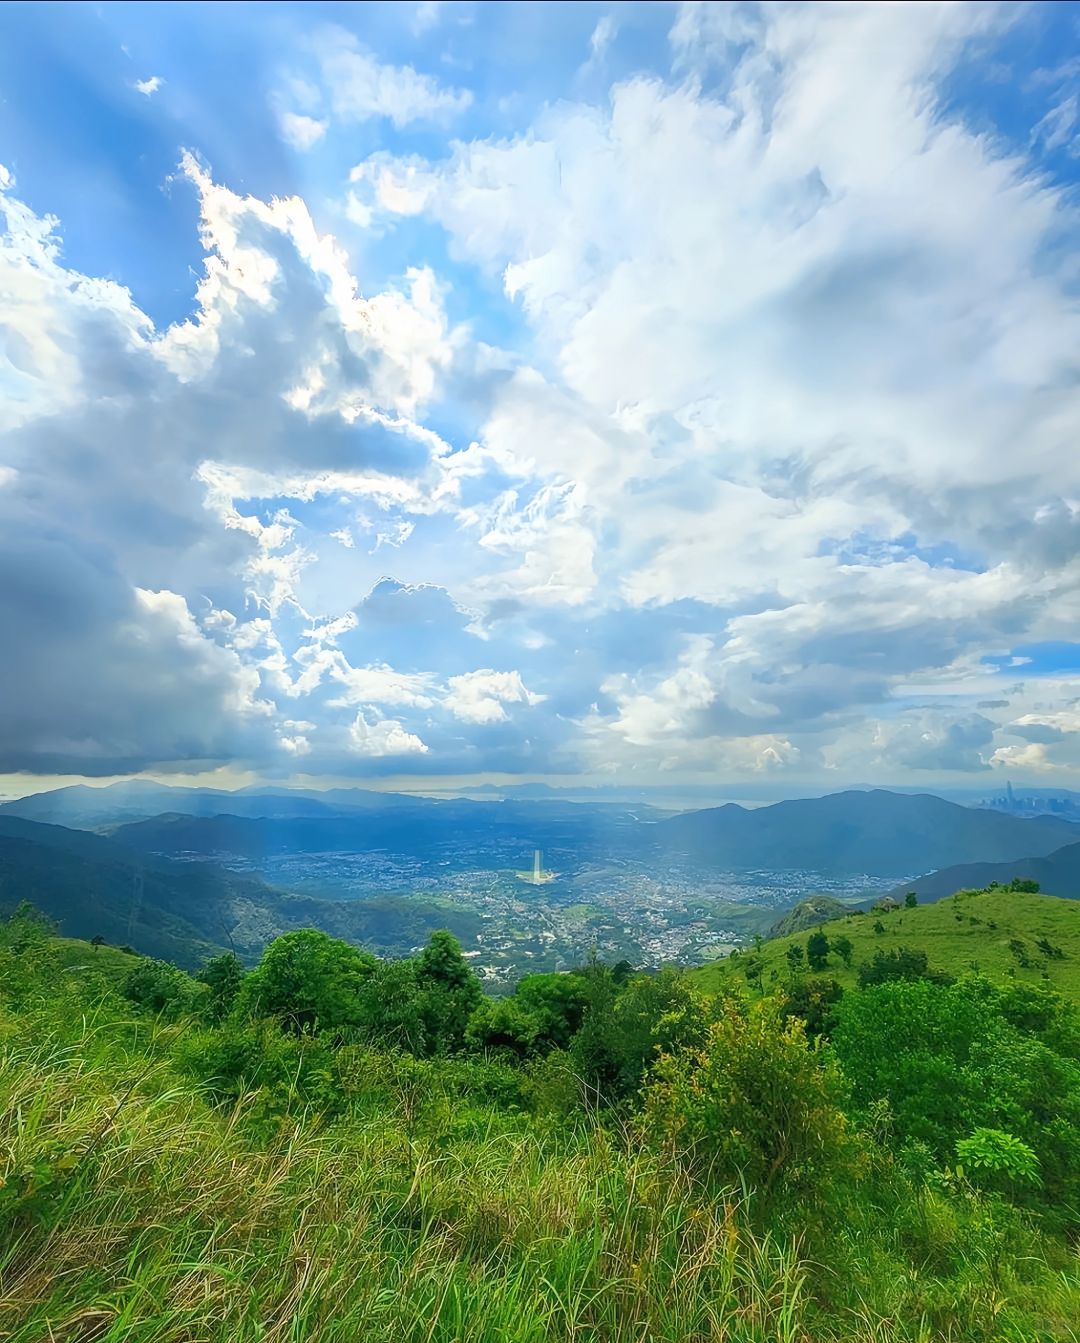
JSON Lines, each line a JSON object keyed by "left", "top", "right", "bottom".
{"left": 0, "top": 905, "right": 1078, "bottom": 1341}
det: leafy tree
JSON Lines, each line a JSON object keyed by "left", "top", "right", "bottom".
{"left": 90, "top": 934, "right": 106, "bottom": 951}
{"left": 511, "top": 971, "right": 590, "bottom": 1052}
{"left": 414, "top": 931, "right": 483, "bottom": 1053}
{"left": 466, "top": 996, "right": 540, "bottom": 1059}
{"left": 122, "top": 958, "right": 201, "bottom": 1020}
{"left": 806, "top": 930, "right": 830, "bottom": 971}
{"left": 905, "top": 891, "right": 918, "bottom": 909}
{"left": 472, "top": 966, "right": 591, "bottom": 1058}
{"left": 197, "top": 951, "right": 246, "bottom": 1023}
{"left": 644, "top": 997, "right": 855, "bottom": 1201}
{"left": 741, "top": 954, "right": 765, "bottom": 993}
{"left": 355, "top": 958, "right": 428, "bottom": 1054}
{"left": 611, "top": 959, "right": 635, "bottom": 985}
{"left": 785, "top": 944, "right": 805, "bottom": 975}
{"left": 571, "top": 966, "right": 709, "bottom": 1107}
{"left": 2, "top": 901, "right": 57, "bottom": 952}
{"left": 1009, "top": 878, "right": 1040, "bottom": 894}
{"left": 832, "top": 935, "right": 853, "bottom": 968}
{"left": 240, "top": 929, "right": 376, "bottom": 1035}
{"left": 781, "top": 977, "right": 843, "bottom": 1039}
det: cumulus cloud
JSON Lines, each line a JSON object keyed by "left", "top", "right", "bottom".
{"left": 445, "top": 669, "right": 544, "bottom": 724}
{"left": 134, "top": 76, "right": 162, "bottom": 97}
{"left": 349, "top": 710, "right": 429, "bottom": 756}
{"left": 347, "top": 0, "right": 1080, "bottom": 780}
{"left": 6, "top": 3, "right": 1080, "bottom": 786}
{"left": 0, "top": 156, "right": 488, "bottom": 775}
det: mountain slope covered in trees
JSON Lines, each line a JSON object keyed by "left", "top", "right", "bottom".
{"left": 0, "top": 817, "right": 483, "bottom": 966}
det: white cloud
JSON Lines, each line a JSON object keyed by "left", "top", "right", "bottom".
{"left": 314, "top": 26, "right": 472, "bottom": 128}
{"left": 445, "top": 669, "right": 544, "bottom": 724}
{"left": 348, "top": 0, "right": 1080, "bottom": 779}
{"left": 279, "top": 111, "right": 329, "bottom": 150}
{"left": 590, "top": 15, "right": 618, "bottom": 59}
{"left": 6, "top": 5, "right": 1080, "bottom": 785}
{"left": 349, "top": 709, "right": 429, "bottom": 756}
{"left": 134, "top": 76, "right": 162, "bottom": 97}
{"left": 412, "top": 1, "right": 444, "bottom": 36}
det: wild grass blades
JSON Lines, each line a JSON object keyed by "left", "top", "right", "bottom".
{"left": 1, "top": 959, "right": 1078, "bottom": 1342}
{"left": 0, "top": 1004, "right": 816, "bottom": 1343}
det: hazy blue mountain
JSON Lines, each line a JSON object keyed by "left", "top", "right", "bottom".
{"left": 0, "top": 781, "right": 428, "bottom": 829}
{"left": 108, "top": 797, "right": 648, "bottom": 859}
{"left": 889, "top": 841, "right": 1080, "bottom": 903}
{"left": 658, "top": 789, "right": 1080, "bottom": 876}
{"left": 0, "top": 816, "right": 483, "bottom": 965}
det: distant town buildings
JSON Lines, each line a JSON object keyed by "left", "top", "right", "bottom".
{"left": 978, "top": 783, "right": 1080, "bottom": 821}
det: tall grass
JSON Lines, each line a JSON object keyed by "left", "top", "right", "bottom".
{"left": 0, "top": 981, "right": 1077, "bottom": 1341}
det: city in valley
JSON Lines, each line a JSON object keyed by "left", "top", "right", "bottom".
{"left": 182, "top": 843, "right": 901, "bottom": 986}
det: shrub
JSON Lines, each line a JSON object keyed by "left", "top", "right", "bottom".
{"left": 857, "top": 946, "right": 951, "bottom": 988}
{"left": 831, "top": 977, "right": 1080, "bottom": 1219}
{"left": 806, "top": 930, "right": 829, "bottom": 971}
{"left": 643, "top": 996, "right": 855, "bottom": 1202}
{"left": 197, "top": 951, "right": 246, "bottom": 1023}
{"left": 122, "top": 958, "right": 203, "bottom": 1019}
{"left": 956, "top": 1128, "right": 1041, "bottom": 1192}
{"left": 781, "top": 976, "right": 843, "bottom": 1039}
{"left": 239, "top": 929, "right": 377, "bottom": 1035}
{"left": 177, "top": 1019, "right": 345, "bottom": 1125}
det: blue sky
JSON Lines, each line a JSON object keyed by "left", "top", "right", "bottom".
{"left": 1, "top": 0, "right": 1079, "bottom": 795}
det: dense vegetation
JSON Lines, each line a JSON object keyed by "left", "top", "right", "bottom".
{"left": 1, "top": 894, "right": 1078, "bottom": 1341}
{"left": 692, "top": 884, "right": 1080, "bottom": 1003}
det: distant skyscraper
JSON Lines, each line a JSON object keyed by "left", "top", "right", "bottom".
{"left": 517, "top": 848, "right": 555, "bottom": 884}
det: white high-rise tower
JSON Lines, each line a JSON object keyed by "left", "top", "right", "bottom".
{"left": 517, "top": 848, "right": 556, "bottom": 884}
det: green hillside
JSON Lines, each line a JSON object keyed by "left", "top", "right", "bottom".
{"left": 690, "top": 886, "right": 1080, "bottom": 1000}
{"left": 51, "top": 936, "right": 141, "bottom": 980}
{"left": 1, "top": 901, "right": 1079, "bottom": 1341}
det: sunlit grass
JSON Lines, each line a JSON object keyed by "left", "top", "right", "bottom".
{"left": 1, "top": 975, "right": 1077, "bottom": 1343}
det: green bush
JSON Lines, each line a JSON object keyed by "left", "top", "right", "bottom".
{"left": 643, "top": 996, "right": 857, "bottom": 1202}
{"left": 239, "top": 929, "right": 377, "bottom": 1034}
{"left": 121, "top": 957, "right": 203, "bottom": 1019}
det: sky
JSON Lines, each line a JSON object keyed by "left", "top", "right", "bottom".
{"left": 1, "top": 0, "right": 1079, "bottom": 798}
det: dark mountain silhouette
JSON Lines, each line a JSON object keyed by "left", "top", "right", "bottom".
{"left": 658, "top": 789, "right": 1079, "bottom": 876}
{"left": 0, "top": 817, "right": 482, "bottom": 965}
{"left": 889, "top": 840, "right": 1080, "bottom": 903}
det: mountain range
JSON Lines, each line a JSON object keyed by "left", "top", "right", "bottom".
{"left": 658, "top": 789, "right": 1079, "bottom": 876}
{"left": 0, "top": 815, "right": 483, "bottom": 967}
{"left": 2, "top": 784, "right": 1078, "bottom": 971}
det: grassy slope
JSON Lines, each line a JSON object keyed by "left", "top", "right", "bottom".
{"left": 2, "top": 959, "right": 1078, "bottom": 1343}
{"left": 51, "top": 937, "right": 140, "bottom": 979}
{"left": 689, "top": 888, "right": 1080, "bottom": 1000}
